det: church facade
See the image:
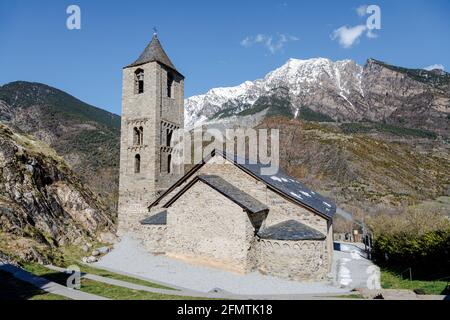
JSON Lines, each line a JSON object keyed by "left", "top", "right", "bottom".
{"left": 118, "top": 35, "right": 336, "bottom": 281}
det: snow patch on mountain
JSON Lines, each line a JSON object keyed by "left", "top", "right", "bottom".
{"left": 184, "top": 58, "right": 363, "bottom": 127}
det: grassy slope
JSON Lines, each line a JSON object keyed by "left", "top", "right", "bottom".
{"left": 0, "top": 81, "right": 120, "bottom": 129}
{"left": 381, "top": 270, "right": 449, "bottom": 295}
{"left": 23, "top": 263, "right": 206, "bottom": 300}
{"left": 40, "top": 244, "right": 175, "bottom": 290}
{"left": 257, "top": 117, "right": 450, "bottom": 217}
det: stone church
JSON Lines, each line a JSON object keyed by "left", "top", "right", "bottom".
{"left": 118, "top": 34, "right": 336, "bottom": 281}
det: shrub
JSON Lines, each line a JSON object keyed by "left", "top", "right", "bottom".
{"left": 368, "top": 208, "right": 450, "bottom": 279}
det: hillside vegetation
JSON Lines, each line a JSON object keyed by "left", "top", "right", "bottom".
{"left": 0, "top": 123, "right": 115, "bottom": 264}
{"left": 0, "top": 81, "right": 120, "bottom": 214}
{"left": 256, "top": 117, "right": 450, "bottom": 220}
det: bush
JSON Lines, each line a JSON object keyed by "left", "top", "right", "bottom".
{"left": 368, "top": 209, "right": 450, "bottom": 279}
{"left": 340, "top": 122, "right": 437, "bottom": 139}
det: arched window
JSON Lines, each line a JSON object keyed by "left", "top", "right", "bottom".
{"left": 133, "top": 127, "right": 140, "bottom": 145}
{"left": 133, "top": 127, "right": 144, "bottom": 146}
{"left": 167, "top": 73, "right": 174, "bottom": 98}
{"left": 139, "top": 126, "right": 144, "bottom": 145}
{"left": 166, "top": 128, "right": 173, "bottom": 147}
{"left": 134, "top": 154, "right": 141, "bottom": 174}
{"left": 135, "top": 69, "right": 144, "bottom": 94}
{"left": 167, "top": 154, "right": 172, "bottom": 174}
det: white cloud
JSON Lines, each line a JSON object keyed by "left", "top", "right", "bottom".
{"left": 366, "top": 29, "right": 378, "bottom": 39}
{"left": 331, "top": 5, "right": 381, "bottom": 48}
{"left": 423, "top": 64, "right": 445, "bottom": 71}
{"left": 240, "top": 33, "right": 299, "bottom": 54}
{"left": 331, "top": 25, "right": 367, "bottom": 48}
{"left": 356, "top": 5, "right": 368, "bottom": 17}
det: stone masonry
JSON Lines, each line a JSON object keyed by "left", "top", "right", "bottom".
{"left": 118, "top": 34, "right": 184, "bottom": 235}
{"left": 118, "top": 35, "right": 335, "bottom": 282}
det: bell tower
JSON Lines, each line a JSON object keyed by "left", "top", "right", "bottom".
{"left": 118, "top": 33, "right": 184, "bottom": 233}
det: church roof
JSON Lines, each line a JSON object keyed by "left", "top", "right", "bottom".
{"left": 149, "top": 149, "right": 336, "bottom": 220}
{"left": 125, "top": 34, "right": 183, "bottom": 77}
{"left": 257, "top": 220, "right": 326, "bottom": 241}
{"left": 220, "top": 150, "right": 336, "bottom": 219}
{"left": 164, "top": 175, "right": 269, "bottom": 215}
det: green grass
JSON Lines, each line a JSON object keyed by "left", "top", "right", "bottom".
{"left": 0, "top": 271, "right": 70, "bottom": 300}
{"left": 22, "top": 263, "right": 211, "bottom": 300}
{"left": 74, "top": 278, "right": 198, "bottom": 300}
{"left": 29, "top": 293, "right": 71, "bottom": 300}
{"left": 381, "top": 270, "right": 449, "bottom": 295}
{"left": 76, "top": 264, "right": 176, "bottom": 291}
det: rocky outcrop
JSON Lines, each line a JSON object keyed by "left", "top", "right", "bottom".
{"left": 0, "top": 81, "right": 121, "bottom": 214}
{"left": 0, "top": 123, "right": 115, "bottom": 262}
{"left": 362, "top": 59, "right": 450, "bottom": 135}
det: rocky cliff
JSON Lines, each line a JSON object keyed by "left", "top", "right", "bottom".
{"left": 185, "top": 58, "right": 450, "bottom": 136}
{"left": 0, "top": 123, "right": 115, "bottom": 263}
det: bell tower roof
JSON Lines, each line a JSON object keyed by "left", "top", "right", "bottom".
{"left": 125, "top": 33, "right": 182, "bottom": 77}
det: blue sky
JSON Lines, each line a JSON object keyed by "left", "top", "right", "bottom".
{"left": 0, "top": 0, "right": 449, "bottom": 115}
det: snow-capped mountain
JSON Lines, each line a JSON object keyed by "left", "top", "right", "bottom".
{"left": 185, "top": 58, "right": 363, "bottom": 127}
{"left": 184, "top": 58, "right": 450, "bottom": 136}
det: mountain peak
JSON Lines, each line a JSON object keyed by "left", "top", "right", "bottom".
{"left": 185, "top": 57, "right": 365, "bottom": 127}
{"left": 185, "top": 57, "right": 449, "bottom": 136}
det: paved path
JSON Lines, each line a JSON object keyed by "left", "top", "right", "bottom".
{"left": 47, "top": 264, "right": 360, "bottom": 300}
{"left": 94, "top": 236, "right": 352, "bottom": 296}
{"left": 332, "top": 242, "right": 381, "bottom": 290}
{"left": 0, "top": 263, "right": 108, "bottom": 300}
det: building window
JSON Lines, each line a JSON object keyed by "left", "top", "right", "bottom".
{"left": 133, "top": 127, "right": 143, "bottom": 145}
{"left": 139, "top": 126, "right": 144, "bottom": 145}
{"left": 135, "top": 69, "right": 144, "bottom": 94}
{"left": 167, "top": 154, "right": 172, "bottom": 174}
{"left": 166, "top": 128, "right": 173, "bottom": 147}
{"left": 134, "top": 154, "right": 141, "bottom": 173}
{"left": 167, "top": 73, "right": 174, "bottom": 98}
{"left": 133, "top": 127, "right": 140, "bottom": 145}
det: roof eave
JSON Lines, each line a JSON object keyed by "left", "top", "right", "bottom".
{"left": 123, "top": 60, "right": 185, "bottom": 79}
{"left": 149, "top": 149, "right": 335, "bottom": 220}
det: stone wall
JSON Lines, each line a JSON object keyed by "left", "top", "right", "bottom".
{"left": 137, "top": 225, "right": 167, "bottom": 253}
{"left": 165, "top": 181, "right": 257, "bottom": 273}
{"left": 134, "top": 153, "right": 333, "bottom": 280}
{"left": 118, "top": 60, "right": 184, "bottom": 235}
{"left": 257, "top": 239, "right": 328, "bottom": 281}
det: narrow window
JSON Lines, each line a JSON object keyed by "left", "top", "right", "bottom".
{"left": 135, "top": 69, "right": 144, "bottom": 94}
{"left": 167, "top": 154, "right": 172, "bottom": 173}
{"left": 166, "top": 128, "right": 173, "bottom": 147}
{"left": 167, "top": 73, "right": 174, "bottom": 98}
{"left": 139, "top": 126, "right": 144, "bottom": 145}
{"left": 133, "top": 127, "right": 140, "bottom": 145}
{"left": 134, "top": 154, "right": 141, "bottom": 173}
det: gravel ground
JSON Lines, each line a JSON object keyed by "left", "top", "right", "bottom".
{"left": 94, "top": 236, "right": 371, "bottom": 295}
